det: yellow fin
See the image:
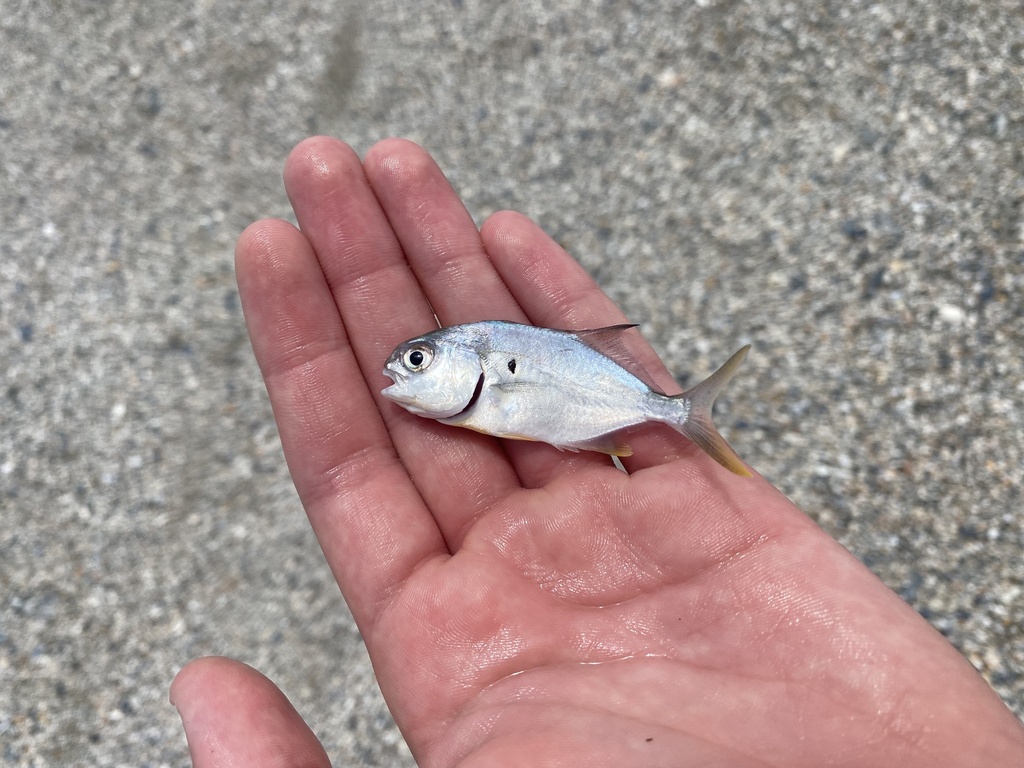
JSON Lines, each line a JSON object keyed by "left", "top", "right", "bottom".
{"left": 565, "top": 432, "right": 634, "bottom": 457}
{"left": 676, "top": 345, "right": 752, "bottom": 477}
{"left": 464, "top": 425, "right": 634, "bottom": 457}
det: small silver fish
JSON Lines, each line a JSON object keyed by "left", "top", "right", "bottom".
{"left": 381, "top": 321, "right": 751, "bottom": 476}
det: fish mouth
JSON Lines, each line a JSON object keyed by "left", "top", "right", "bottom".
{"left": 381, "top": 387, "right": 433, "bottom": 416}
{"left": 380, "top": 369, "right": 409, "bottom": 403}
{"left": 381, "top": 387, "right": 412, "bottom": 404}
{"left": 380, "top": 371, "right": 408, "bottom": 402}
{"left": 380, "top": 368, "right": 444, "bottom": 417}
{"left": 380, "top": 371, "right": 485, "bottom": 419}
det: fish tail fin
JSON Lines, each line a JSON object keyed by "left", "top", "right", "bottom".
{"left": 669, "top": 345, "right": 752, "bottom": 477}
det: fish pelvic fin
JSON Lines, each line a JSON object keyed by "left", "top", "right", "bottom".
{"left": 671, "top": 345, "right": 752, "bottom": 477}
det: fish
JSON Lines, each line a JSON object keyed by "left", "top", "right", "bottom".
{"left": 381, "top": 320, "right": 751, "bottom": 476}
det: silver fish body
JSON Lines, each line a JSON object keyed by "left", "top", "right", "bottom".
{"left": 381, "top": 321, "right": 750, "bottom": 476}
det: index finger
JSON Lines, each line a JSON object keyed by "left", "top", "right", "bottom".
{"left": 235, "top": 216, "right": 446, "bottom": 630}
{"left": 283, "top": 138, "right": 524, "bottom": 537}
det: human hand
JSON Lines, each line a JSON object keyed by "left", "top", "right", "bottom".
{"left": 171, "top": 137, "right": 1024, "bottom": 767}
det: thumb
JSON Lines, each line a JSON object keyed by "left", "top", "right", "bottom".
{"left": 170, "top": 656, "right": 331, "bottom": 768}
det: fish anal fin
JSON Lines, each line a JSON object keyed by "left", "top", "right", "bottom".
{"left": 561, "top": 431, "right": 634, "bottom": 457}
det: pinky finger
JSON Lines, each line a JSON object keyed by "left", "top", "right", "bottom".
{"left": 171, "top": 657, "right": 331, "bottom": 768}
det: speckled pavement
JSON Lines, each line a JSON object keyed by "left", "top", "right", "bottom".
{"left": 2, "top": 2, "right": 1022, "bottom": 765}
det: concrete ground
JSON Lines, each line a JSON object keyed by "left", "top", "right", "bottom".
{"left": 2, "top": 1, "right": 1022, "bottom": 765}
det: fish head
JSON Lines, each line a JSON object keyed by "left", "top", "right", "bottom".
{"left": 381, "top": 334, "right": 483, "bottom": 419}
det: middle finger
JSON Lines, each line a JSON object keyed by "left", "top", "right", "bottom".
{"left": 362, "top": 141, "right": 612, "bottom": 493}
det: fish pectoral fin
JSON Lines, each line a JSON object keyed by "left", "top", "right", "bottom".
{"left": 492, "top": 380, "right": 544, "bottom": 394}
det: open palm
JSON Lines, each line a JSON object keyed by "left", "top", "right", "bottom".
{"left": 171, "top": 137, "right": 1024, "bottom": 767}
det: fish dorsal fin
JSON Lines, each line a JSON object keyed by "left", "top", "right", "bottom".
{"left": 572, "top": 325, "right": 665, "bottom": 394}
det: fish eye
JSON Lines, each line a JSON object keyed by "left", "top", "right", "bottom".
{"left": 402, "top": 345, "right": 434, "bottom": 372}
